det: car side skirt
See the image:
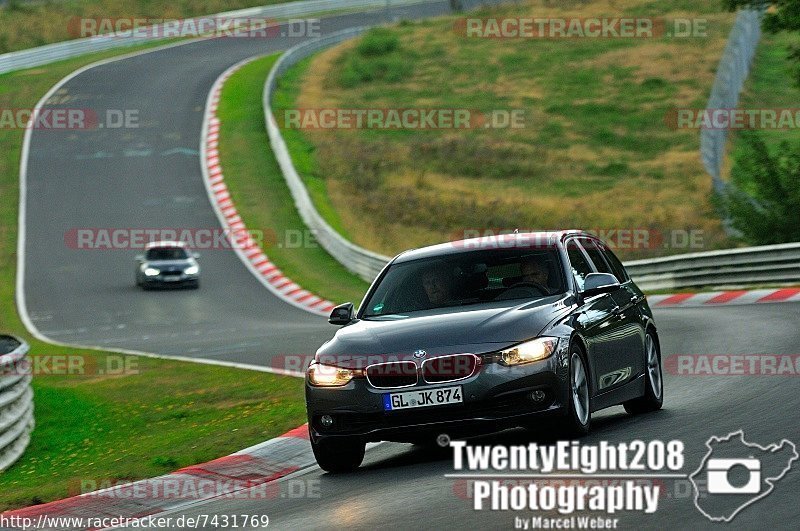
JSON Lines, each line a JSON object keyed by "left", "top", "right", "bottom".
{"left": 590, "top": 373, "right": 646, "bottom": 413}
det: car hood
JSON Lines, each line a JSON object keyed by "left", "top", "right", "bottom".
{"left": 316, "top": 295, "right": 574, "bottom": 367}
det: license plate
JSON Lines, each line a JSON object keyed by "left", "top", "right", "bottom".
{"left": 162, "top": 276, "right": 180, "bottom": 282}
{"left": 383, "top": 385, "right": 463, "bottom": 411}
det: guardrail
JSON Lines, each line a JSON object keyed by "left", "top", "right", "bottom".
{"left": 0, "top": 335, "right": 33, "bottom": 473}
{"left": 0, "top": 0, "right": 439, "bottom": 76}
{"left": 264, "top": 27, "right": 393, "bottom": 282}
{"left": 624, "top": 242, "right": 800, "bottom": 292}
{"left": 700, "top": 8, "right": 763, "bottom": 195}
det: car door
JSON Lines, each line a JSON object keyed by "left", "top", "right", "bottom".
{"left": 565, "top": 238, "right": 628, "bottom": 396}
{"left": 578, "top": 237, "right": 646, "bottom": 388}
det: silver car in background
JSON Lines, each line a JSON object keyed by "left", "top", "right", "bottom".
{"left": 135, "top": 241, "right": 200, "bottom": 289}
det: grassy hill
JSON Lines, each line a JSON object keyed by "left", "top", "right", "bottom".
{"left": 274, "top": 0, "right": 738, "bottom": 260}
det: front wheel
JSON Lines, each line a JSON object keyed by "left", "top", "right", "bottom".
{"left": 561, "top": 346, "right": 591, "bottom": 437}
{"left": 624, "top": 331, "right": 663, "bottom": 414}
{"left": 311, "top": 435, "right": 365, "bottom": 473}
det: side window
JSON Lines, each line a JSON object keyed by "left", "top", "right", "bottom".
{"left": 599, "top": 244, "right": 629, "bottom": 283}
{"left": 578, "top": 238, "right": 614, "bottom": 275}
{"left": 566, "top": 239, "right": 594, "bottom": 291}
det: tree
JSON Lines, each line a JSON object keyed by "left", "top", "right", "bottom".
{"left": 720, "top": 132, "right": 800, "bottom": 244}
{"left": 725, "top": 0, "right": 800, "bottom": 31}
{"left": 725, "top": 0, "right": 800, "bottom": 84}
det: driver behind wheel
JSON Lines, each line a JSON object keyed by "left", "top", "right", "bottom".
{"left": 517, "top": 257, "right": 552, "bottom": 294}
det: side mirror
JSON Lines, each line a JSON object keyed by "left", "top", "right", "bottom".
{"left": 328, "top": 302, "right": 354, "bottom": 325}
{"left": 135, "top": 254, "right": 144, "bottom": 261}
{"left": 582, "top": 273, "right": 620, "bottom": 297}
{"left": 193, "top": 252, "right": 201, "bottom": 259}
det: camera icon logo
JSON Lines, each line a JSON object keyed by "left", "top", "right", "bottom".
{"left": 690, "top": 430, "right": 797, "bottom": 522}
{"left": 706, "top": 458, "right": 760, "bottom": 494}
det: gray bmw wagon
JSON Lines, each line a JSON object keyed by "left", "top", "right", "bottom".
{"left": 306, "top": 231, "right": 663, "bottom": 472}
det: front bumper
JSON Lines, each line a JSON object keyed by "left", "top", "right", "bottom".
{"left": 306, "top": 349, "right": 571, "bottom": 443}
{"left": 140, "top": 273, "right": 198, "bottom": 286}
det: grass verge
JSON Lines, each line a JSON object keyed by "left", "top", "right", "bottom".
{"left": 274, "top": 0, "right": 737, "bottom": 260}
{"left": 216, "top": 54, "right": 370, "bottom": 304}
{"left": 0, "top": 41, "right": 307, "bottom": 511}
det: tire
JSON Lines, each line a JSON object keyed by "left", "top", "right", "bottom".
{"left": 311, "top": 436, "right": 365, "bottom": 473}
{"left": 561, "top": 344, "right": 591, "bottom": 437}
{"left": 624, "top": 330, "right": 663, "bottom": 415}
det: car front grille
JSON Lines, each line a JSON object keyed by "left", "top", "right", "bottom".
{"left": 160, "top": 269, "right": 183, "bottom": 276}
{"left": 422, "top": 354, "right": 478, "bottom": 384}
{"left": 365, "top": 361, "right": 418, "bottom": 389}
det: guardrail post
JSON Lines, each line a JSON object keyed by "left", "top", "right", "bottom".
{"left": 0, "top": 335, "right": 34, "bottom": 472}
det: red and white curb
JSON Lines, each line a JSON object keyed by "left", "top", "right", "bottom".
{"left": 2, "top": 425, "right": 314, "bottom": 530}
{"left": 200, "top": 57, "right": 336, "bottom": 317}
{"left": 648, "top": 287, "right": 800, "bottom": 307}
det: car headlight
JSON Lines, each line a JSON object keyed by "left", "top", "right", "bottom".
{"left": 184, "top": 265, "right": 199, "bottom": 275}
{"left": 143, "top": 267, "right": 160, "bottom": 277}
{"left": 307, "top": 363, "right": 360, "bottom": 387}
{"left": 499, "top": 337, "right": 558, "bottom": 366}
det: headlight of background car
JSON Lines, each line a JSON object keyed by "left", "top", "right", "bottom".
{"left": 307, "top": 363, "right": 361, "bottom": 387}
{"left": 143, "top": 267, "right": 160, "bottom": 277}
{"left": 500, "top": 337, "right": 558, "bottom": 366}
{"left": 184, "top": 265, "right": 199, "bottom": 275}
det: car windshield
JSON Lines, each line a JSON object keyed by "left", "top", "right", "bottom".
{"left": 362, "top": 248, "right": 565, "bottom": 317}
{"left": 146, "top": 247, "right": 188, "bottom": 260}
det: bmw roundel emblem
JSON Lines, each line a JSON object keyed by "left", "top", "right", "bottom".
{"left": 413, "top": 349, "right": 427, "bottom": 359}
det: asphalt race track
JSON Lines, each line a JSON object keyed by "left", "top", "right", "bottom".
{"left": 21, "top": 2, "right": 450, "bottom": 366}
{"left": 18, "top": 1, "right": 800, "bottom": 529}
{"left": 137, "top": 303, "right": 800, "bottom": 530}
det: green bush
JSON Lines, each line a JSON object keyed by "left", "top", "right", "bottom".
{"left": 356, "top": 28, "right": 400, "bottom": 56}
{"left": 338, "top": 28, "right": 411, "bottom": 87}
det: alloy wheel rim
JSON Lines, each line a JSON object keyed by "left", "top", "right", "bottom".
{"left": 646, "top": 335, "right": 662, "bottom": 400}
{"left": 571, "top": 352, "right": 589, "bottom": 425}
